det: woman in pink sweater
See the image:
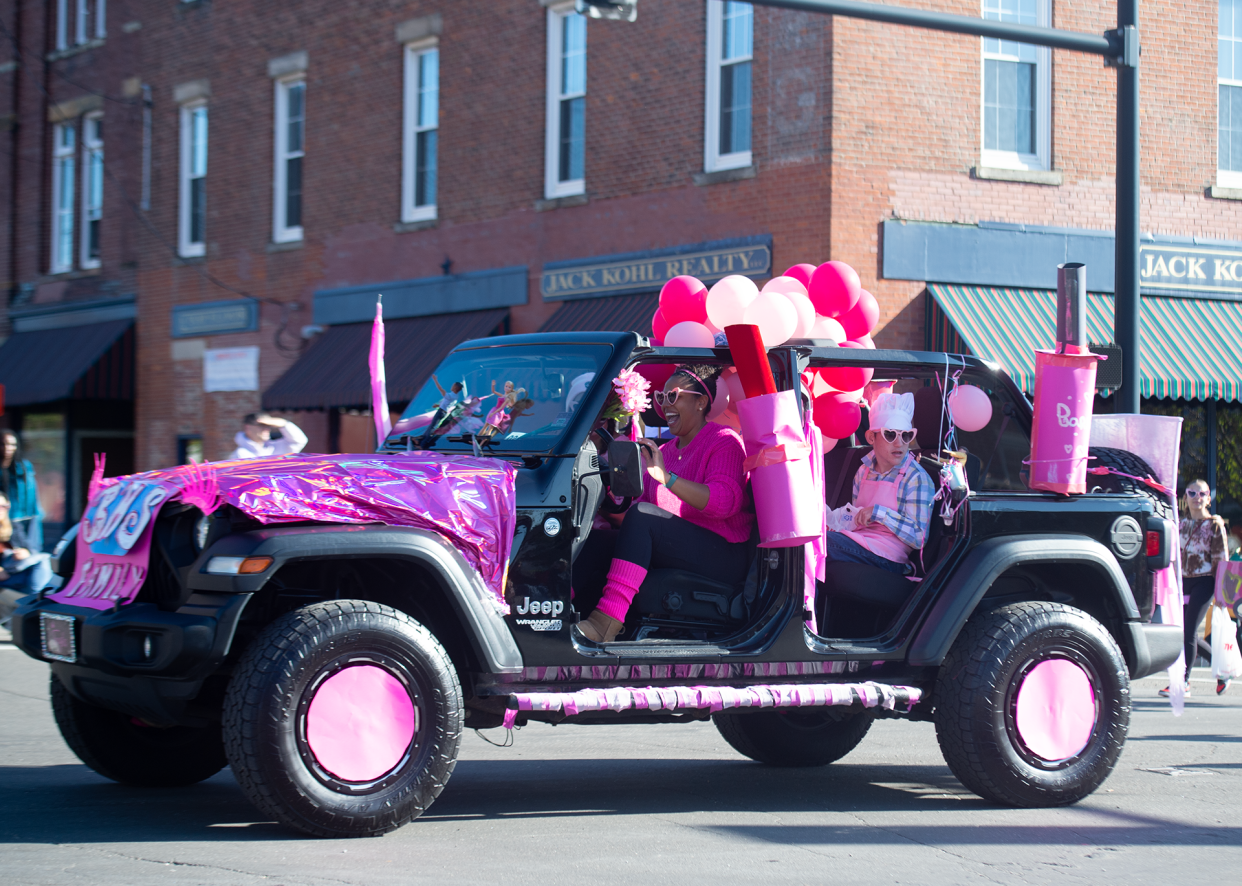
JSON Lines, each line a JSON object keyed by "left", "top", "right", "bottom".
{"left": 575, "top": 364, "right": 754, "bottom": 643}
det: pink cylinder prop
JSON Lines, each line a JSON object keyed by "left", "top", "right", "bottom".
{"left": 1028, "top": 350, "right": 1102, "bottom": 495}
{"left": 737, "top": 390, "right": 822, "bottom": 548}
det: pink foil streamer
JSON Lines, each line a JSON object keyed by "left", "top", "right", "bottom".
{"left": 370, "top": 296, "right": 393, "bottom": 447}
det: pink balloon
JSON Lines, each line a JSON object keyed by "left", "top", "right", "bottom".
{"left": 664, "top": 321, "right": 716, "bottom": 348}
{"left": 761, "top": 275, "right": 809, "bottom": 297}
{"left": 783, "top": 263, "right": 817, "bottom": 290}
{"left": 810, "top": 315, "right": 846, "bottom": 343}
{"left": 948, "top": 384, "right": 994, "bottom": 432}
{"left": 659, "top": 276, "right": 709, "bottom": 325}
{"left": 838, "top": 340, "right": 866, "bottom": 349}
{"left": 783, "top": 292, "right": 817, "bottom": 338}
{"left": 820, "top": 362, "right": 874, "bottom": 393}
{"left": 721, "top": 366, "right": 744, "bottom": 403}
{"left": 813, "top": 392, "right": 863, "bottom": 439}
{"left": 708, "top": 374, "right": 731, "bottom": 419}
{"left": 850, "top": 334, "right": 876, "bottom": 349}
{"left": 821, "top": 435, "right": 840, "bottom": 453}
{"left": 808, "top": 261, "right": 861, "bottom": 318}
{"left": 838, "top": 290, "right": 880, "bottom": 339}
{"left": 635, "top": 363, "right": 676, "bottom": 396}
{"left": 651, "top": 308, "right": 671, "bottom": 345}
{"left": 705, "top": 275, "right": 760, "bottom": 329}
{"left": 742, "top": 291, "right": 798, "bottom": 347}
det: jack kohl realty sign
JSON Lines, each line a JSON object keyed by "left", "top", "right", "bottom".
{"left": 541, "top": 235, "right": 772, "bottom": 301}
{"left": 1139, "top": 242, "right": 1242, "bottom": 297}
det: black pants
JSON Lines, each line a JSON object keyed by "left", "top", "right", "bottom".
{"left": 572, "top": 503, "right": 752, "bottom": 613}
{"left": 418, "top": 407, "right": 449, "bottom": 448}
{"left": 1183, "top": 574, "right": 1216, "bottom": 674}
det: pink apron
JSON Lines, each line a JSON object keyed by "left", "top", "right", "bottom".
{"left": 840, "top": 457, "right": 912, "bottom": 565}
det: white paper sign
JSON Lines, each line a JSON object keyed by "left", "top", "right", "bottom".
{"left": 203, "top": 346, "right": 260, "bottom": 392}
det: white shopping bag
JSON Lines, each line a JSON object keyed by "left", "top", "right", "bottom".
{"left": 1210, "top": 605, "right": 1242, "bottom": 681}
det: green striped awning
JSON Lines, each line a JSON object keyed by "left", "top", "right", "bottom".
{"left": 927, "top": 284, "right": 1242, "bottom": 402}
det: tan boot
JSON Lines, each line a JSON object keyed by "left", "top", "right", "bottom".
{"left": 575, "top": 609, "right": 624, "bottom": 643}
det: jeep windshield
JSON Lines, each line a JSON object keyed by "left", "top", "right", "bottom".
{"left": 385, "top": 343, "right": 612, "bottom": 453}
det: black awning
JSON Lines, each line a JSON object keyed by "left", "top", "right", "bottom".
{"left": 0, "top": 319, "right": 134, "bottom": 406}
{"left": 263, "top": 309, "right": 508, "bottom": 411}
{"left": 538, "top": 292, "right": 659, "bottom": 336}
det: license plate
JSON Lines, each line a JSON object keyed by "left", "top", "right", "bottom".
{"left": 40, "top": 613, "right": 77, "bottom": 663}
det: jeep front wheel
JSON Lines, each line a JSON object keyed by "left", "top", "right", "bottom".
{"left": 713, "top": 708, "right": 873, "bottom": 766}
{"left": 223, "top": 600, "right": 462, "bottom": 838}
{"left": 934, "top": 601, "right": 1129, "bottom": 807}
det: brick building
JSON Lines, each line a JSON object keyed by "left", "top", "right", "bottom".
{"left": 1, "top": 0, "right": 1240, "bottom": 542}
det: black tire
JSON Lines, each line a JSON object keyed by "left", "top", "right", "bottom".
{"left": 50, "top": 673, "right": 228, "bottom": 787}
{"left": 713, "top": 707, "right": 873, "bottom": 767}
{"left": 934, "top": 601, "right": 1130, "bottom": 807}
{"left": 1086, "top": 447, "right": 1173, "bottom": 520}
{"left": 223, "top": 600, "right": 462, "bottom": 838}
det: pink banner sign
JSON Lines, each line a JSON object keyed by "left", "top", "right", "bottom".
{"left": 49, "top": 478, "right": 179, "bottom": 610}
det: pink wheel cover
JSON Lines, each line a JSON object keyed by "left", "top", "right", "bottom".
{"left": 306, "top": 665, "right": 417, "bottom": 782}
{"left": 1014, "top": 659, "right": 1096, "bottom": 761}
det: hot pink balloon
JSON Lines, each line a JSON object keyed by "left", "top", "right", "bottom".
{"left": 705, "top": 275, "right": 760, "bottom": 330}
{"left": 810, "top": 315, "right": 846, "bottom": 343}
{"left": 664, "top": 321, "right": 715, "bottom": 348}
{"left": 742, "top": 291, "right": 798, "bottom": 347}
{"left": 813, "top": 392, "right": 863, "bottom": 440}
{"left": 651, "top": 308, "right": 672, "bottom": 344}
{"left": 808, "top": 261, "right": 862, "bottom": 318}
{"left": 948, "top": 384, "right": 994, "bottom": 432}
{"left": 850, "top": 334, "right": 876, "bottom": 349}
{"left": 659, "top": 275, "right": 709, "bottom": 325}
{"left": 820, "top": 362, "right": 873, "bottom": 393}
{"left": 838, "top": 290, "right": 880, "bottom": 339}
{"left": 839, "top": 340, "right": 866, "bottom": 349}
{"left": 783, "top": 263, "right": 817, "bottom": 290}
{"left": 636, "top": 363, "right": 676, "bottom": 396}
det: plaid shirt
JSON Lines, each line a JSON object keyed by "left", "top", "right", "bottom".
{"left": 852, "top": 451, "right": 935, "bottom": 550}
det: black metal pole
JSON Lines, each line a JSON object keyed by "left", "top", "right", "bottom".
{"left": 1114, "top": 1, "right": 1141, "bottom": 414}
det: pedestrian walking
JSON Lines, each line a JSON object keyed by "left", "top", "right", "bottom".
{"left": 0, "top": 491, "right": 52, "bottom": 628}
{"left": 1, "top": 429, "right": 43, "bottom": 553}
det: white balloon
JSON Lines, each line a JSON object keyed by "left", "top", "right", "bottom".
{"left": 761, "top": 275, "right": 809, "bottom": 298}
{"left": 784, "top": 291, "right": 817, "bottom": 338}
{"left": 664, "top": 321, "right": 716, "bottom": 348}
{"left": 742, "top": 291, "right": 799, "bottom": 347}
{"left": 810, "top": 315, "right": 846, "bottom": 343}
{"left": 705, "top": 275, "right": 760, "bottom": 330}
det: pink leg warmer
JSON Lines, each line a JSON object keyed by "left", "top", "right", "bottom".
{"left": 595, "top": 559, "right": 649, "bottom": 622}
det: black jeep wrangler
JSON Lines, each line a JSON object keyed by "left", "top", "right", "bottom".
{"left": 10, "top": 331, "right": 1182, "bottom": 838}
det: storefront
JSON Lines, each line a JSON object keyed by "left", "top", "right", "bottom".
{"left": 885, "top": 220, "right": 1242, "bottom": 523}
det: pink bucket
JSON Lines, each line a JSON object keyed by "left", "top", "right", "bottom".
{"left": 737, "top": 390, "right": 822, "bottom": 548}
{"left": 1028, "top": 349, "right": 1102, "bottom": 495}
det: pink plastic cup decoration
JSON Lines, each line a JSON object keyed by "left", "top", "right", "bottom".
{"left": 808, "top": 261, "right": 862, "bottom": 318}
{"left": 658, "top": 275, "right": 709, "bottom": 325}
{"left": 706, "top": 275, "right": 760, "bottom": 330}
{"left": 813, "top": 392, "right": 863, "bottom": 439}
{"left": 742, "top": 291, "right": 798, "bottom": 347}
{"left": 809, "top": 315, "right": 846, "bottom": 343}
{"left": 820, "top": 362, "right": 873, "bottom": 393}
{"left": 947, "top": 384, "right": 994, "bottom": 432}
{"left": 783, "top": 263, "right": 817, "bottom": 290}
{"left": 651, "top": 307, "right": 672, "bottom": 345}
{"left": 838, "top": 290, "right": 880, "bottom": 340}
{"left": 664, "top": 321, "right": 716, "bottom": 348}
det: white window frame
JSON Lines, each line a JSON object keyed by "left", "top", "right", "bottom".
{"left": 50, "top": 123, "right": 75, "bottom": 274}
{"left": 704, "top": 0, "right": 753, "bottom": 173}
{"left": 55, "top": 0, "right": 69, "bottom": 51}
{"left": 401, "top": 39, "right": 439, "bottom": 223}
{"left": 544, "top": 3, "right": 586, "bottom": 200}
{"left": 80, "top": 112, "right": 102, "bottom": 269}
{"left": 73, "top": 0, "right": 105, "bottom": 44}
{"left": 979, "top": 0, "right": 1051, "bottom": 172}
{"left": 1220, "top": 0, "right": 1242, "bottom": 188}
{"left": 272, "top": 76, "right": 305, "bottom": 244}
{"left": 179, "top": 101, "right": 208, "bottom": 258}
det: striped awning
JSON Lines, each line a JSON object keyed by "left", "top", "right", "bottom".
{"left": 538, "top": 292, "right": 659, "bottom": 335}
{"left": 927, "top": 284, "right": 1242, "bottom": 402}
{"left": 0, "top": 319, "right": 134, "bottom": 406}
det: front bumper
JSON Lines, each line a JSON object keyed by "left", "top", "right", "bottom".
{"left": 1126, "top": 621, "right": 1184, "bottom": 681}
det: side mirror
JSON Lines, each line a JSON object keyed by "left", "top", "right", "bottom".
{"left": 607, "top": 440, "right": 646, "bottom": 498}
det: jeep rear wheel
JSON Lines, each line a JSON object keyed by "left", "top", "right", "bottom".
{"left": 223, "top": 600, "right": 462, "bottom": 838}
{"left": 713, "top": 707, "right": 873, "bottom": 767}
{"left": 934, "top": 601, "right": 1129, "bottom": 807}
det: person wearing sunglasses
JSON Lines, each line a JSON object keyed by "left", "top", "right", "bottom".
{"left": 1161, "top": 479, "right": 1230, "bottom": 697}
{"left": 573, "top": 363, "right": 754, "bottom": 644}
{"left": 822, "top": 391, "right": 934, "bottom": 575}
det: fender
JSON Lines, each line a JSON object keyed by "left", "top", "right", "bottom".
{"left": 187, "top": 524, "right": 523, "bottom": 674}
{"left": 908, "top": 535, "right": 1140, "bottom": 668}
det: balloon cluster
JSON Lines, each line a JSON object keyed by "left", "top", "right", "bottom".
{"left": 648, "top": 262, "right": 882, "bottom": 446}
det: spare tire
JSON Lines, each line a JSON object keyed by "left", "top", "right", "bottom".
{"left": 1086, "top": 447, "right": 1173, "bottom": 520}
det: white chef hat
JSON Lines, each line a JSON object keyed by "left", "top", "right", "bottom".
{"left": 869, "top": 392, "right": 915, "bottom": 431}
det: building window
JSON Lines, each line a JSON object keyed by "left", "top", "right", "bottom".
{"left": 544, "top": 4, "right": 586, "bottom": 199}
{"left": 80, "top": 113, "right": 102, "bottom": 269}
{"left": 402, "top": 43, "right": 439, "bottom": 223}
{"left": 50, "top": 123, "right": 75, "bottom": 274}
{"left": 704, "top": 1, "right": 753, "bottom": 173}
{"left": 180, "top": 102, "right": 207, "bottom": 257}
{"left": 58, "top": 0, "right": 105, "bottom": 48}
{"left": 273, "top": 77, "right": 305, "bottom": 243}
{"left": 1221, "top": 0, "right": 1242, "bottom": 187}
{"left": 980, "top": 0, "right": 1051, "bottom": 171}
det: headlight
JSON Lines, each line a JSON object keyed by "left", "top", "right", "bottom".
{"left": 204, "top": 556, "right": 273, "bottom": 575}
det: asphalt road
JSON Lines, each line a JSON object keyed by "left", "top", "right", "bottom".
{"left": 1, "top": 634, "right": 1239, "bottom": 886}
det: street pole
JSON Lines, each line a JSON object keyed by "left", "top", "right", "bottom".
{"left": 1114, "top": 1, "right": 1141, "bottom": 414}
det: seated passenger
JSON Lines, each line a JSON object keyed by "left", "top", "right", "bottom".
{"left": 573, "top": 364, "right": 754, "bottom": 643}
{"left": 824, "top": 392, "right": 933, "bottom": 575}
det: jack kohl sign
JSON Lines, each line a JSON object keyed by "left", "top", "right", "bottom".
{"left": 541, "top": 236, "right": 772, "bottom": 301}
{"left": 1139, "top": 242, "right": 1242, "bottom": 297}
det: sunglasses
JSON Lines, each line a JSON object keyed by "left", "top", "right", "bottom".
{"left": 654, "top": 387, "right": 706, "bottom": 408}
{"left": 1186, "top": 489, "right": 1210, "bottom": 498}
{"left": 878, "top": 429, "right": 916, "bottom": 444}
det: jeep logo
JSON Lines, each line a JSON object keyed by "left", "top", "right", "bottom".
{"left": 515, "top": 597, "right": 564, "bottom": 617}
{"left": 1109, "top": 516, "right": 1143, "bottom": 559}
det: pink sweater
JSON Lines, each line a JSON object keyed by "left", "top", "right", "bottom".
{"left": 639, "top": 422, "right": 754, "bottom": 543}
